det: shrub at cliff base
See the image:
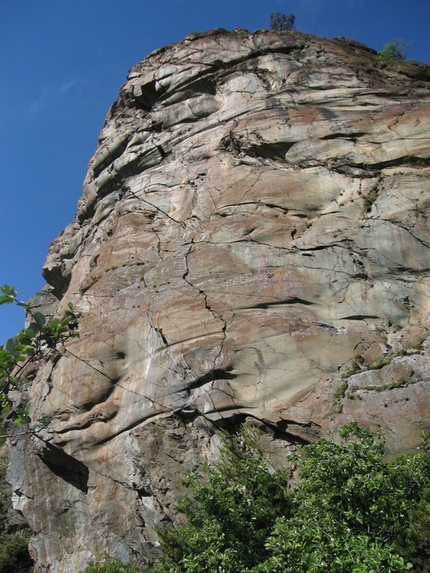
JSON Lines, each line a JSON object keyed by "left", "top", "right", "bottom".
{"left": 82, "top": 557, "right": 143, "bottom": 573}
{"left": 0, "top": 534, "right": 32, "bottom": 573}
{"left": 154, "top": 423, "right": 430, "bottom": 573}
{"left": 82, "top": 423, "right": 430, "bottom": 572}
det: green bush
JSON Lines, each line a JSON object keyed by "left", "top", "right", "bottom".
{"left": 81, "top": 556, "right": 144, "bottom": 573}
{"left": 377, "top": 38, "right": 409, "bottom": 61}
{"left": 155, "top": 425, "right": 290, "bottom": 573}
{"left": 155, "top": 423, "right": 430, "bottom": 573}
{"left": 259, "top": 425, "right": 406, "bottom": 572}
{"left": 0, "top": 535, "right": 31, "bottom": 573}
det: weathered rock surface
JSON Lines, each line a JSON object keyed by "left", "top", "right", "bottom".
{"left": 7, "top": 28, "right": 430, "bottom": 572}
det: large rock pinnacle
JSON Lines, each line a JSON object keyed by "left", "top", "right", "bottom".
{"left": 7, "top": 28, "right": 430, "bottom": 571}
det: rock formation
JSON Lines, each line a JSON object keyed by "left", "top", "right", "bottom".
{"left": 7, "top": 28, "right": 430, "bottom": 572}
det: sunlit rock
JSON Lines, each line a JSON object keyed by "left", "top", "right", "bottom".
{"left": 8, "top": 28, "right": 430, "bottom": 572}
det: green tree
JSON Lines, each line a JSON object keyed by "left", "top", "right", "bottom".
{"left": 155, "top": 425, "right": 290, "bottom": 573}
{"left": 259, "top": 424, "right": 415, "bottom": 573}
{"left": 270, "top": 12, "right": 295, "bottom": 31}
{"left": 377, "top": 38, "right": 409, "bottom": 60}
{"left": 389, "top": 436, "right": 430, "bottom": 572}
{"left": 155, "top": 422, "right": 430, "bottom": 573}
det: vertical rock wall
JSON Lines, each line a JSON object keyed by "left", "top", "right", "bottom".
{"left": 7, "top": 29, "right": 430, "bottom": 572}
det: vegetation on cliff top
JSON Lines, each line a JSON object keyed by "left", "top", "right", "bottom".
{"left": 269, "top": 11, "right": 295, "bottom": 32}
{"left": 377, "top": 38, "right": 409, "bottom": 61}
{"left": 269, "top": 11, "right": 410, "bottom": 62}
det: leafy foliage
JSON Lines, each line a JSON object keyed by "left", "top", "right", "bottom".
{"left": 259, "top": 424, "right": 408, "bottom": 572}
{"left": 377, "top": 38, "right": 409, "bottom": 60}
{"left": 270, "top": 12, "right": 295, "bottom": 31}
{"left": 155, "top": 425, "right": 290, "bottom": 573}
{"left": 0, "top": 285, "right": 81, "bottom": 571}
{"left": 0, "top": 534, "right": 32, "bottom": 573}
{"left": 81, "top": 557, "right": 144, "bottom": 573}
{"left": 0, "top": 284, "right": 81, "bottom": 422}
{"left": 155, "top": 422, "right": 430, "bottom": 573}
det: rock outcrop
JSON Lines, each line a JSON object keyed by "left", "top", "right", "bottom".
{"left": 7, "top": 28, "right": 430, "bottom": 572}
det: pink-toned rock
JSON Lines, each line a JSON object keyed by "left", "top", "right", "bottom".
{"left": 8, "top": 29, "right": 430, "bottom": 572}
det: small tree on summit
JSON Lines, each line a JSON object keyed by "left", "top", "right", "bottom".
{"left": 270, "top": 11, "right": 295, "bottom": 31}
{"left": 377, "top": 38, "right": 409, "bottom": 61}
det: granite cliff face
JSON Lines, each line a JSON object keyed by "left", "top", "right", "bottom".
{"left": 8, "top": 29, "right": 430, "bottom": 572}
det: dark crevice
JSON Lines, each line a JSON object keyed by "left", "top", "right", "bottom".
{"left": 209, "top": 411, "right": 250, "bottom": 429}
{"left": 42, "top": 266, "right": 72, "bottom": 300}
{"left": 157, "top": 144, "right": 166, "bottom": 158}
{"left": 38, "top": 442, "right": 89, "bottom": 493}
{"left": 351, "top": 155, "right": 430, "bottom": 170}
{"left": 251, "top": 298, "right": 315, "bottom": 309}
{"left": 154, "top": 327, "right": 169, "bottom": 347}
{"left": 250, "top": 42, "right": 301, "bottom": 59}
{"left": 187, "top": 369, "right": 237, "bottom": 391}
{"left": 157, "top": 77, "right": 217, "bottom": 107}
{"left": 211, "top": 413, "right": 319, "bottom": 446}
{"left": 133, "top": 81, "right": 157, "bottom": 112}
{"left": 272, "top": 419, "right": 322, "bottom": 445}
{"left": 180, "top": 77, "right": 217, "bottom": 96}
{"left": 92, "top": 137, "right": 131, "bottom": 179}
{"left": 341, "top": 315, "right": 380, "bottom": 320}
{"left": 293, "top": 155, "right": 430, "bottom": 173}
{"left": 264, "top": 203, "right": 289, "bottom": 213}
{"left": 245, "top": 141, "right": 296, "bottom": 160}
{"left": 299, "top": 244, "right": 336, "bottom": 252}
{"left": 321, "top": 132, "right": 367, "bottom": 140}
{"left": 95, "top": 147, "right": 167, "bottom": 199}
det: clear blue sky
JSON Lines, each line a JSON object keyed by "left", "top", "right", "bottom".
{"left": 1, "top": 0, "right": 429, "bottom": 344}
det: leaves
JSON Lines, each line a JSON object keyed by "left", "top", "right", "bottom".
{"left": 377, "top": 38, "right": 410, "bottom": 61}
{"left": 0, "top": 285, "right": 81, "bottom": 425}
{"left": 155, "top": 422, "right": 430, "bottom": 573}
{"left": 157, "top": 426, "right": 291, "bottom": 572}
{"left": 32, "top": 311, "right": 46, "bottom": 327}
{"left": 0, "top": 534, "right": 31, "bottom": 573}
{"left": 156, "top": 425, "right": 290, "bottom": 573}
{"left": 0, "top": 284, "right": 17, "bottom": 306}
{"left": 81, "top": 556, "right": 144, "bottom": 573}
